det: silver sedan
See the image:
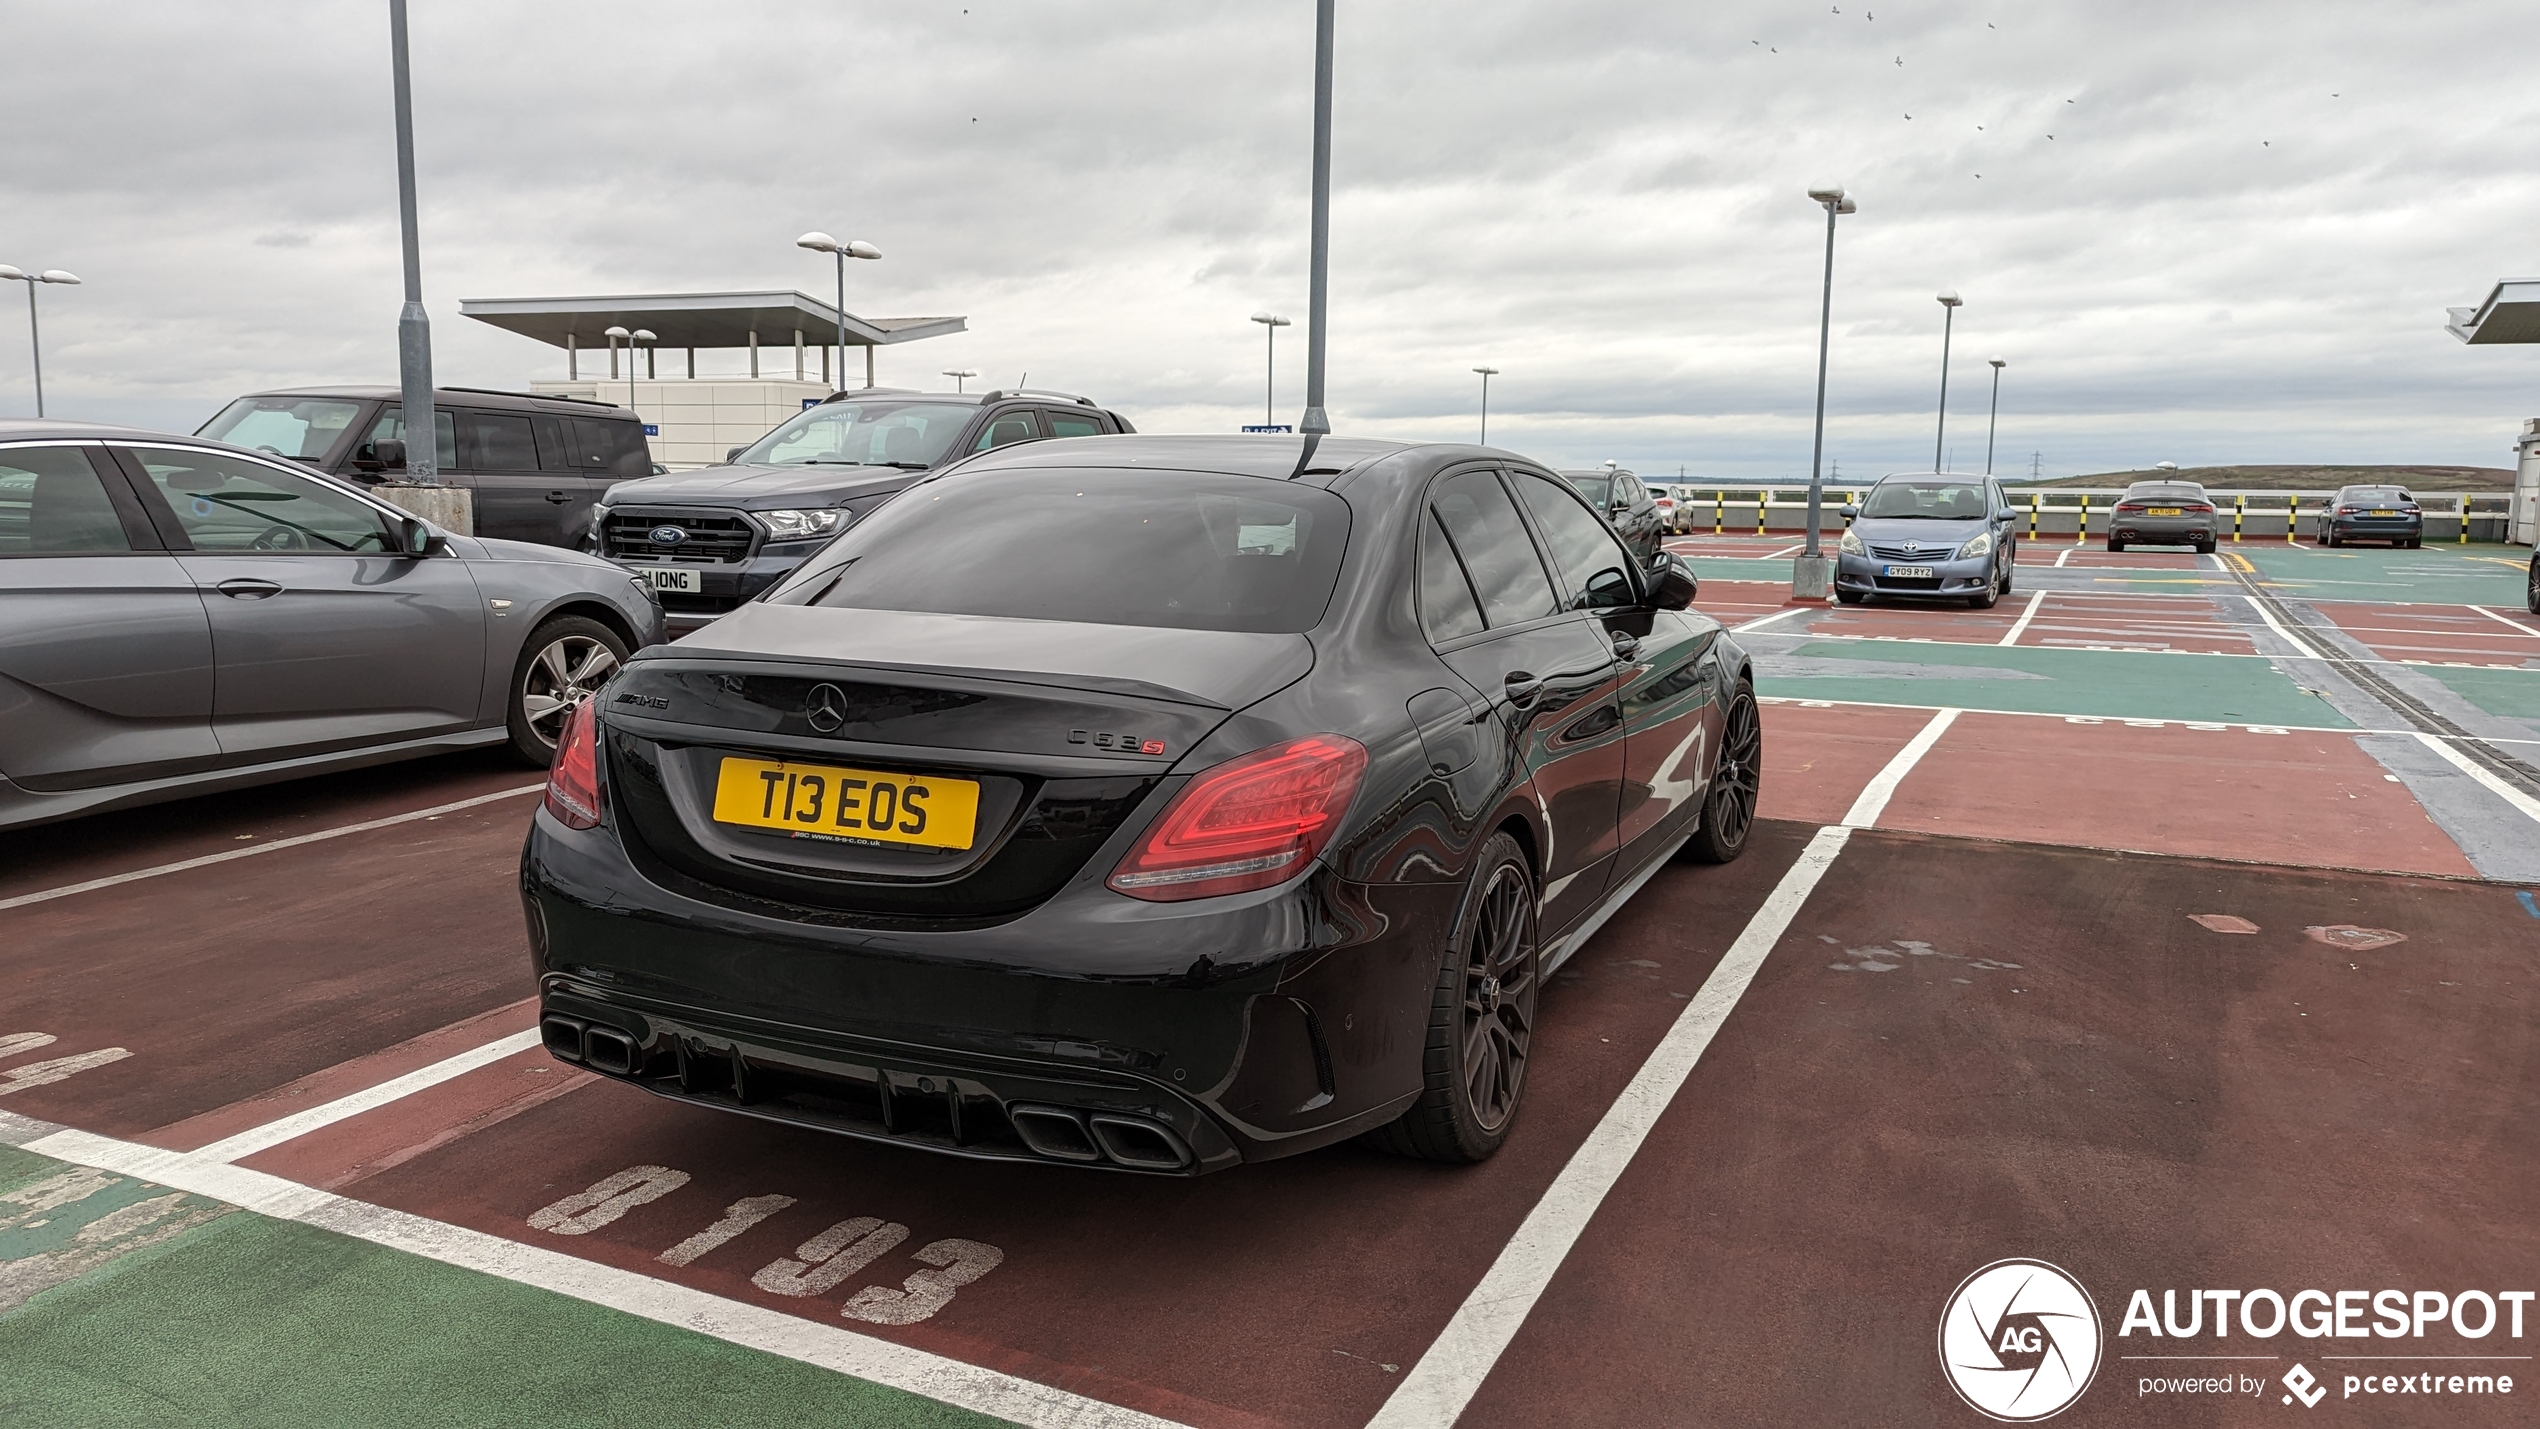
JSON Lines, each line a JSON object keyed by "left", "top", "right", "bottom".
{"left": 0, "top": 422, "right": 664, "bottom": 830}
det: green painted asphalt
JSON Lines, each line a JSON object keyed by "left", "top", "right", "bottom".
{"left": 2232, "top": 543, "right": 2531, "bottom": 606}
{"left": 1760, "top": 639, "right": 2352, "bottom": 726}
{"left": 2419, "top": 664, "right": 2540, "bottom": 722}
{"left": 1685, "top": 556, "right": 1796, "bottom": 581}
{"left": 0, "top": 1146, "right": 998, "bottom": 1429}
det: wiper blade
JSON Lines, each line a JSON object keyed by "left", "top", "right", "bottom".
{"left": 877, "top": 461, "right": 928, "bottom": 470}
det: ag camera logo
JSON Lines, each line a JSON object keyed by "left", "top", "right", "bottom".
{"left": 1940, "top": 1259, "right": 2104, "bottom": 1421}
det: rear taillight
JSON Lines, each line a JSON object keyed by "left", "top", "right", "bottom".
{"left": 2115, "top": 503, "right": 2145, "bottom": 514}
{"left": 2338, "top": 506, "right": 2360, "bottom": 515}
{"left": 1108, "top": 734, "right": 1368, "bottom": 901}
{"left": 543, "top": 698, "right": 603, "bottom": 830}
{"left": 2184, "top": 503, "right": 2215, "bottom": 514}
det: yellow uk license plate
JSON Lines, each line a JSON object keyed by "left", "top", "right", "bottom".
{"left": 710, "top": 756, "right": 980, "bottom": 850}
{"left": 2148, "top": 507, "right": 2182, "bottom": 516}
{"left": 2370, "top": 509, "right": 2397, "bottom": 516}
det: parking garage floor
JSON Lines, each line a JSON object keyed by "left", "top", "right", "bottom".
{"left": 3, "top": 538, "right": 2534, "bottom": 1427}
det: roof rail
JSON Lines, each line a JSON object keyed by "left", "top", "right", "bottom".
{"left": 979, "top": 388, "right": 1097, "bottom": 407}
{"left": 441, "top": 385, "right": 622, "bottom": 409}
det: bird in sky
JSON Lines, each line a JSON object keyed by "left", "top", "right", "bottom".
{"left": 1895, "top": 55, "right": 1904, "bottom": 65}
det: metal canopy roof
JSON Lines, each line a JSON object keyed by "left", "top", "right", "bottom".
{"left": 2445, "top": 279, "right": 2540, "bottom": 344}
{"left": 456, "top": 291, "right": 965, "bottom": 350}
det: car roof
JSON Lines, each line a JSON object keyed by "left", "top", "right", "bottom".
{"left": 949, "top": 433, "right": 1428, "bottom": 487}
{"left": 1875, "top": 471, "right": 1991, "bottom": 482}
{"left": 231, "top": 385, "right": 635, "bottom": 417}
{"left": 0, "top": 418, "right": 178, "bottom": 444}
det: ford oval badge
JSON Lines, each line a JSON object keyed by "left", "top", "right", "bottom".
{"left": 648, "top": 525, "right": 689, "bottom": 546}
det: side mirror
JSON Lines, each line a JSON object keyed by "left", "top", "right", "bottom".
{"left": 1840, "top": 504, "right": 1859, "bottom": 519}
{"left": 1646, "top": 552, "right": 1698, "bottom": 610}
{"left": 1995, "top": 507, "right": 2017, "bottom": 522}
{"left": 372, "top": 438, "right": 408, "bottom": 471}
{"left": 725, "top": 446, "right": 748, "bottom": 465}
{"left": 391, "top": 513, "right": 447, "bottom": 558}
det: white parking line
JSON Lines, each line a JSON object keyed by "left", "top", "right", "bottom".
{"left": 1997, "top": 591, "right": 2047, "bottom": 647}
{"left": 190, "top": 1028, "right": 546, "bottom": 1164}
{"left": 2412, "top": 733, "right": 2540, "bottom": 827}
{"left": 0, "top": 1112, "right": 1185, "bottom": 1429}
{"left": 0, "top": 784, "right": 545, "bottom": 913}
{"left": 1733, "top": 606, "right": 1814, "bottom": 634}
{"left": 2471, "top": 605, "right": 2540, "bottom": 639}
{"left": 1369, "top": 708, "right": 1958, "bottom": 1428}
{"left": 2054, "top": 545, "right": 2077, "bottom": 568}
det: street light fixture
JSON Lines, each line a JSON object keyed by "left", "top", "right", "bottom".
{"left": 1796, "top": 184, "right": 1856, "bottom": 598}
{"left": 1472, "top": 366, "right": 1499, "bottom": 444}
{"left": 1984, "top": 356, "right": 2006, "bottom": 475}
{"left": 796, "top": 231, "right": 882, "bottom": 391}
{"left": 603, "top": 325, "right": 630, "bottom": 383}
{"left": 1933, "top": 291, "right": 1963, "bottom": 473}
{"left": 942, "top": 368, "right": 978, "bottom": 393}
{"left": 629, "top": 328, "right": 655, "bottom": 413}
{"left": 0, "top": 265, "right": 80, "bottom": 418}
{"left": 1250, "top": 312, "right": 1290, "bottom": 428}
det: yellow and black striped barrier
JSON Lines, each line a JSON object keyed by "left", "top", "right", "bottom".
{"left": 2029, "top": 492, "right": 2040, "bottom": 539}
{"left": 2233, "top": 494, "right": 2244, "bottom": 542}
{"left": 1713, "top": 490, "right": 1724, "bottom": 536}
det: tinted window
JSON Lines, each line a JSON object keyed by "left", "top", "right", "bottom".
{"left": 364, "top": 407, "right": 459, "bottom": 469}
{"left": 472, "top": 413, "right": 539, "bottom": 470}
{"left": 1862, "top": 480, "right": 1989, "bottom": 519}
{"left": 568, "top": 417, "right": 651, "bottom": 478}
{"left": 2342, "top": 487, "right": 2408, "bottom": 503}
{"left": 197, "top": 397, "right": 364, "bottom": 461}
{"left": 533, "top": 416, "right": 573, "bottom": 472}
{"left": 1418, "top": 509, "right": 1487, "bottom": 642}
{"left": 972, "top": 411, "right": 1042, "bottom": 451}
{"left": 1516, "top": 471, "right": 1638, "bottom": 609}
{"left": 1563, "top": 472, "right": 1612, "bottom": 508}
{"left": 2126, "top": 483, "right": 2204, "bottom": 500}
{"left": 129, "top": 447, "right": 392, "bottom": 553}
{"left": 1046, "top": 411, "right": 1105, "bottom": 439}
{"left": 1433, "top": 469, "right": 1558, "bottom": 627}
{"left": 0, "top": 447, "right": 132, "bottom": 554}
{"left": 773, "top": 469, "right": 1348, "bottom": 634}
{"left": 740, "top": 400, "right": 976, "bottom": 467}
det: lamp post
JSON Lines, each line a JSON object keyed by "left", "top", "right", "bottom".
{"left": 1249, "top": 312, "right": 1289, "bottom": 428}
{"left": 1473, "top": 366, "right": 1499, "bottom": 443}
{"left": 0, "top": 266, "right": 79, "bottom": 418}
{"left": 1295, "top": 0, "right": 1335, "bottom": 458}
{"left": 1984, "top": 356, "right": 2006, "bottom": 475}
{"left": 387, "top": 0, "right": 437, "bottom": 485}
{"left": 1932, "top": 291, "right": 1962, "bottom": 473}
{"left": 1798, "top": 186, "right": 1855, "bottom": 590}
{"left": 795, "top": 231, "right": 882, "bottom": 391}
{"left": 603, "top": 325, "right": 630, "bottom": 383}
{"left": 942, "top": 368, "right": 977, "bottom": 393}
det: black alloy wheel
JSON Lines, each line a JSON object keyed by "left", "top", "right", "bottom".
{"left": 2525, "top": 557, "right": 2538, "bottom": 614}
{"left": 1376, "top": 831, "right": 1540, "bottom": 1163}
{"left": 1686, "top": 681, "right": 1760, "bottom": 864}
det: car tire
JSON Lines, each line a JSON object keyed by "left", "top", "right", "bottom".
{"left": 1683, "top": 681, "right": 1759, "bottom": 865}
{"left": 1836, "top": 589, "right": 1866, "bottom": 605}
{"left": 2195, "top": 538, "right": 2216, "bottom": 554}
{"left": 507, "top": 615, "right": 629, "bottom": 766}
{"left": 2526, "top": 559, "right": 2539, "bottom": 614}
{"left": 2107, "top": 539, "right": 2125, "bottom": 552}
{"left": 1373, "top": 830, "right": 1540, "bottom": 1164}
{"left": 2323, "top": 530, "right": 2338, "bottom": 548}
{"left": 1968, "top": 583, "right": 1998, "bottom": 609}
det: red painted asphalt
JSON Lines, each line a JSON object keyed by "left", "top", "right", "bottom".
{"left": 298, "top": 827, "right": 1826, "bottom": 1429}
{"left": 1457, "top": 831, "right": 2538, "bottom": 1427}
{"left": 2313, "top": 602, "right": 2540, "bottom": 668}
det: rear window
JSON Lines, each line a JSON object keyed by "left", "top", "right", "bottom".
{"left": 770, "top": 468, "right": 1350, "bottom": 634}
{"left": 2342, "top": 487, "right": 2410, "bottom": 503}
{"left": 1563, "top": 473, "right": 1612, "bottom": 507}
{"left": 2126, "top": 483, "right": 2205, "bottom": 500}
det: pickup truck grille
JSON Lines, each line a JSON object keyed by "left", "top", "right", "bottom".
{"left": 604, "top": 508, "right": 756, "bottom": 565}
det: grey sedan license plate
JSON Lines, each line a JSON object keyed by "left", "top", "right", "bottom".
{"left": 636, "top": 566, "right": 698, "bottom": 594}
{"left": 1883, "top": 564, "right": 1936, "bottom": 579}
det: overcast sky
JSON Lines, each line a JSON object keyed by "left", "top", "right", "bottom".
{"left": 5, "top": 0, "right": 2538, "bottom": 478}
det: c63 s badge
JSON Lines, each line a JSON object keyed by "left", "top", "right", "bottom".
{"left": 1070, "top": 729, "right": 1167, "bottom": 756}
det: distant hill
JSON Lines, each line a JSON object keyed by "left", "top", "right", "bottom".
{"left": 2015, "top": 464, "right": 2514, "bottom": 491}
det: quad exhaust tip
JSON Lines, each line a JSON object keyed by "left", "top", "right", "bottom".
{"left": 539, "top": 1015, "right": 586, "bottom": 1062}
{"left": 1010, "top": 1104, "right": 1192, "bottom": 1170}
{"left": 541, "top": 1014, "right": 638, "bottom": 1076}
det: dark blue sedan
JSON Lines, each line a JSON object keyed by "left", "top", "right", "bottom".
{"left": 2320, "top": 485, "right": 2423, "bottom": 548}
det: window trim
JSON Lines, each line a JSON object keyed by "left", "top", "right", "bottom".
{"left": 1505, "top": 463, "right": 1645, "bottom": 612}
{"left": 1416, "top": 506, "right": 1491, "bottom": 648}
{"left": 1418, "top": 462, "right": 1578, "bottom": 648}
{"left": 0, "top": 440, "right": 166, "bottom": 557}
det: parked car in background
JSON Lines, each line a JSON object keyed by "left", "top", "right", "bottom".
{"left": 1560, "top": 467, "right": 1664, "bottom": 565}
{"left": 1644, "top": 482, "right": 1681, "bottom": 534}
{"left": 0, "top": 421, "right": 663, "bottom": 830}
{"left": 587, "top": 387, "right": 1133, "bottom": 634}
{"left": 1836, "top": 472, "right": 2020, "bottom": 608}
{"left": 2320, "top": 484, "right": 2425, "bottom": 548}
{"left": 2107, "top": 480, "right": 2219, "bottom": 553}
{"left": 197, "top": 386, "right": 653, "bottom": 549}
{"left": 524, "top": 434, "right": 1746, "bottom": 1176}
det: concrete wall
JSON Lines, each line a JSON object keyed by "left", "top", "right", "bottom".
{"left": 1667, "top": 488, "right": 2518, "bottom": 542}
{"left": 532, "top": 378, "right": 832, "bottom": 470}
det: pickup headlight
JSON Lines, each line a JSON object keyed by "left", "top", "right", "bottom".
{"left": 1839, "top": 527, "right": 1865, "bottom": 555}
{"left": 1955, "top": 531, "right": 1993, "bottom": 561}
{"left": 757, "top": 508, "right": 847, "bottom": 541}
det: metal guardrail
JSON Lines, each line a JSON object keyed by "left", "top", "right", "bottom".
{"left": 1665, "top": 488, "right": 2519, "bottom": 543}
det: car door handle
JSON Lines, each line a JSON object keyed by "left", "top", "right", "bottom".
{"left": 1503, "top": 670, "right": 1544, "bottom": 707}
{"left": 214, "top": 578, "right": 283, "bottom": 600}
{"left": 545, "top": 490, "right": 573, "bottom": 503}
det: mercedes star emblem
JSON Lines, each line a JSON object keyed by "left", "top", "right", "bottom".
{"left": 805, "top": 683, "right": 848, "bottom": 733}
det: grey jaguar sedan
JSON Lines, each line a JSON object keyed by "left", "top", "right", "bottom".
{"left": 0, "top": 421, "right": 664, "bottom": 830}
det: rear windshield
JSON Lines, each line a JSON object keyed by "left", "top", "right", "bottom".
{"left": 1563, "top": 473, "right": 1612, "bottom": 507}
{"left": 769, "top": 468, "right": 1350, "bottom": 634}
{"left": 2126, "top": 483, "right": 2205, "bottom": 500}
{"left": 1861, "top": 481, "right": 1989, "bottom": 519}
{"left": 2341, "top": 487, "right": 2411, "bottom": 503}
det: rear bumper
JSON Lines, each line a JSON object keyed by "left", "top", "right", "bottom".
{"left": 2108, "top": 517, "right": 2216, "bottom": 544}
{"left": 2324, "top": 517, "right": 2422, "bottom": 542}
{"left": 520, "top": 807, "right": 1456, "bottom": 1174}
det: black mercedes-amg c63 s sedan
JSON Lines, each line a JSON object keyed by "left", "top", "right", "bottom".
{"left": 522, "top": 434, "right": 1760, "bottom": 1174}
